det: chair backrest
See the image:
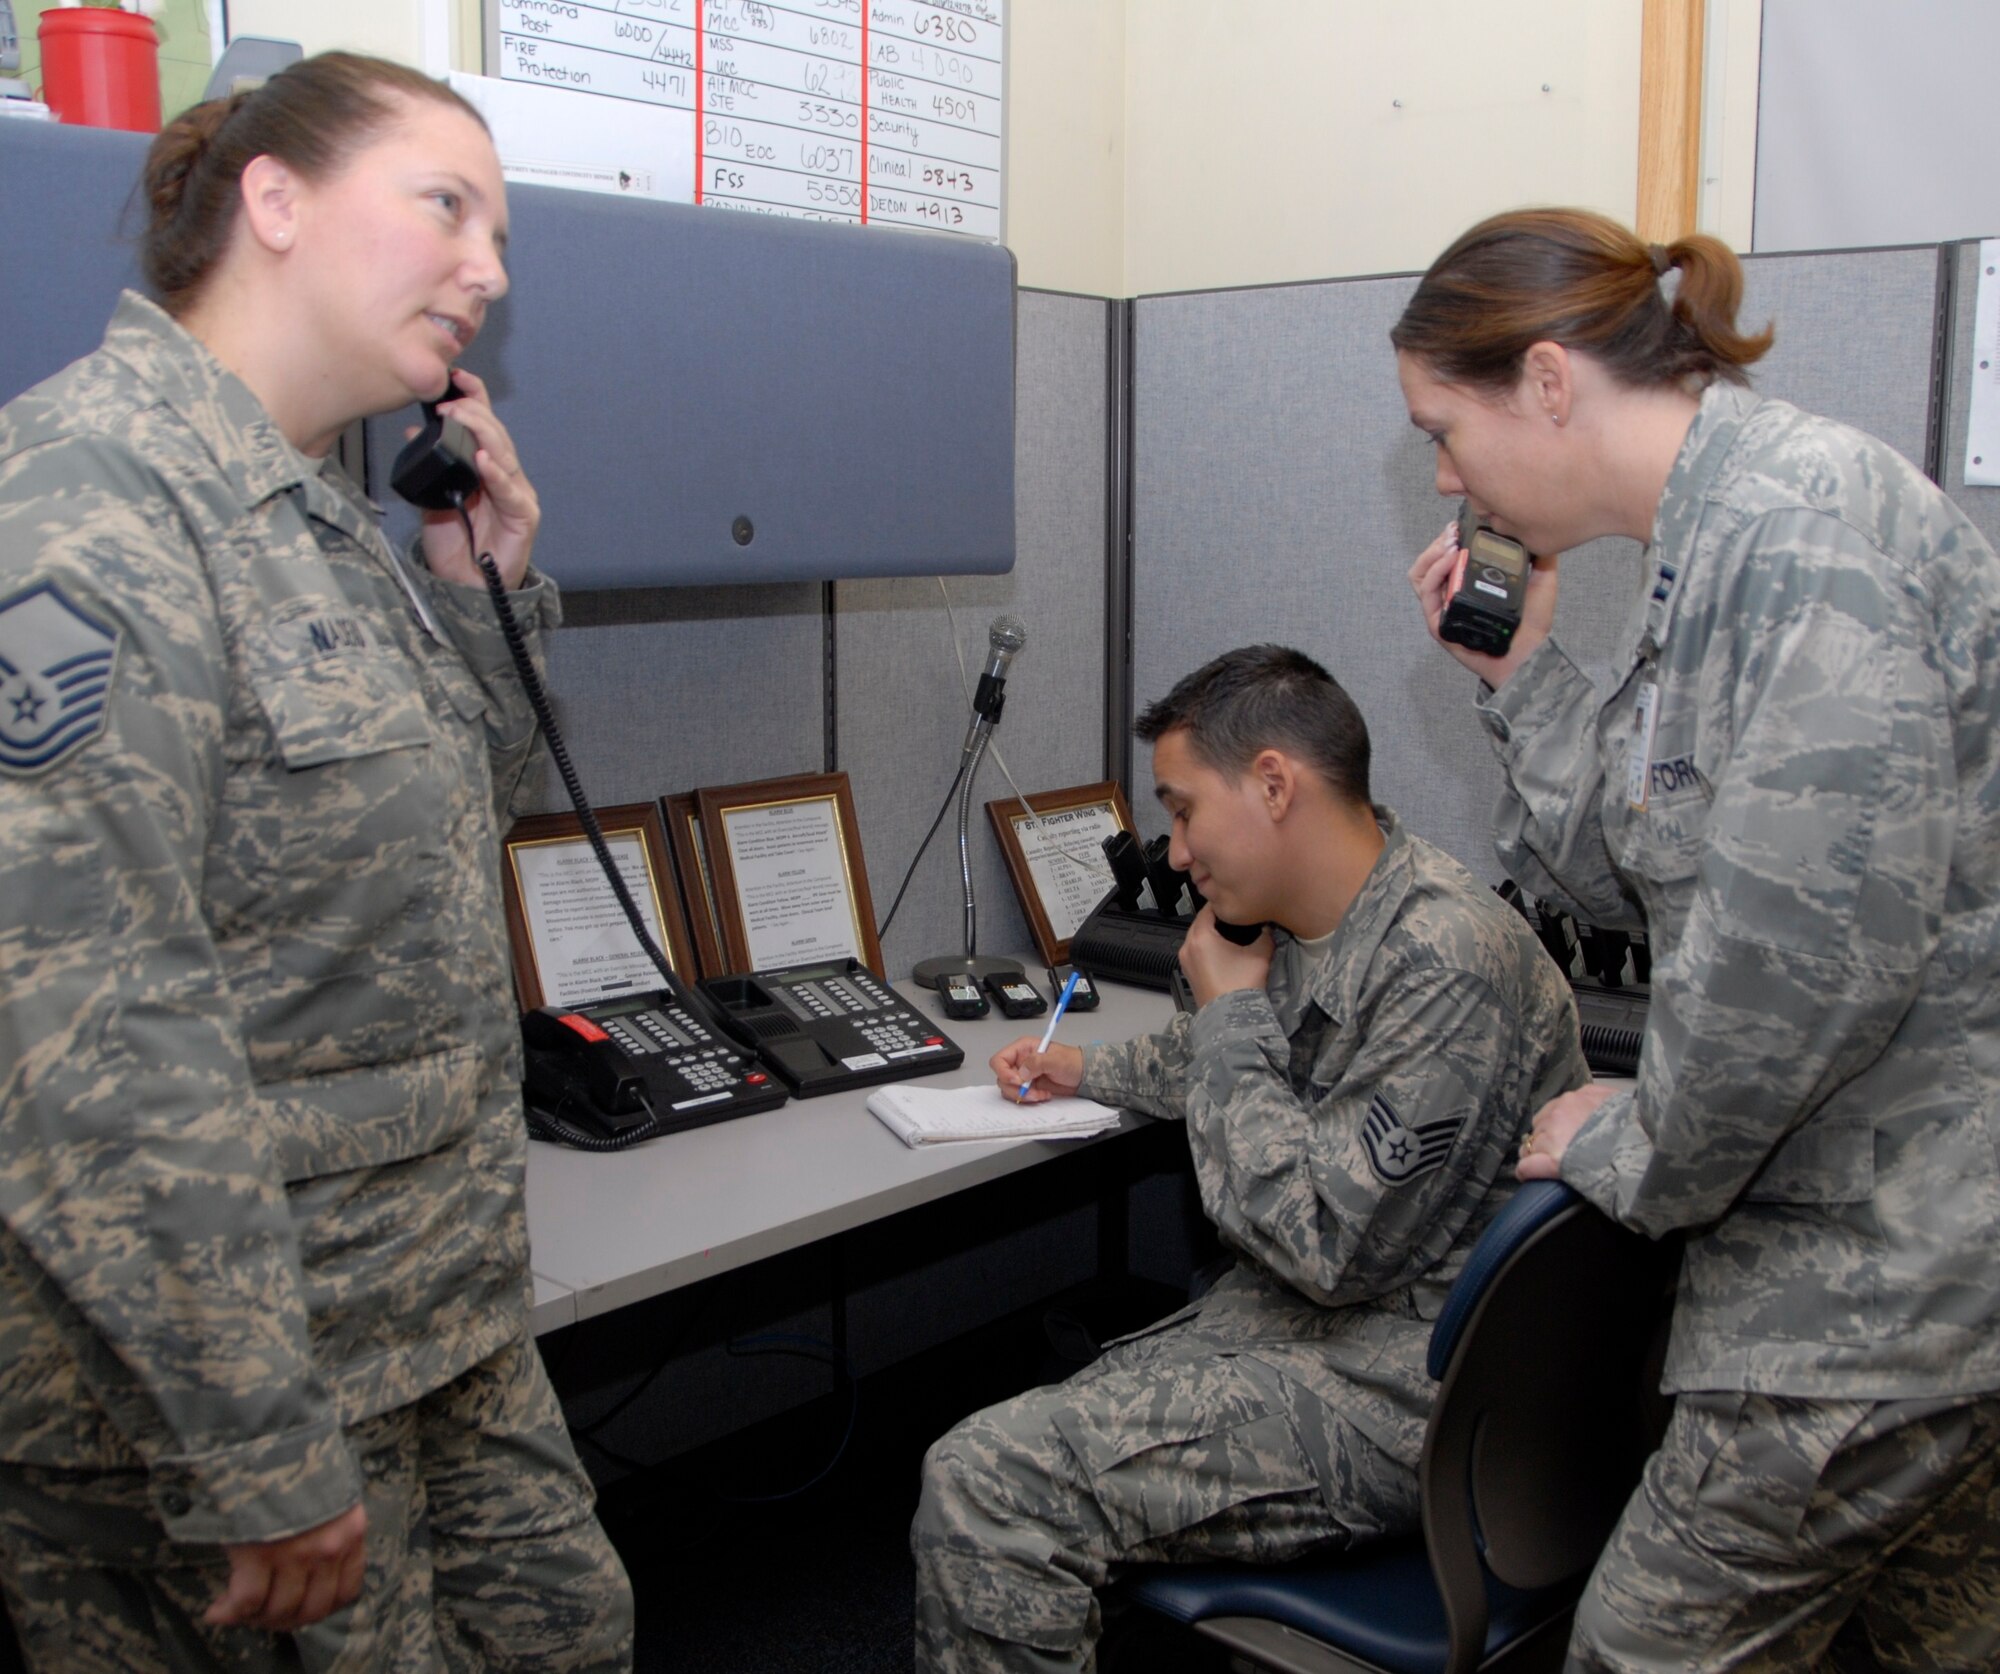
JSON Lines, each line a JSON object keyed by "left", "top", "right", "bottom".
{"left": 1419, "top": 1180, "right": 1678, "bottom": 1674}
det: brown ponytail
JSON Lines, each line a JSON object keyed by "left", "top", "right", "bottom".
{"left": 139, "top": 51, "right": 487, "bottom": 315}
{"left": 1390, "top": 208, "right": 1774, "bottom": 394}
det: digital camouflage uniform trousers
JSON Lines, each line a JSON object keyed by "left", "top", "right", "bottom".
{"left": 0, "top": 1334, "right": 633, "bottom": 1674}
{"left": 914, "top": 818, "right": 1588, "bottom": 1673}
{"left": 912, "top": 1306, "right": 1419, "bottom": 1674}
{"left": 1569, "top": 1391, "right": 2000, "bottom": 1673}
{"left": 1479, "top": 380, "right": 2000, "bottom": 1670}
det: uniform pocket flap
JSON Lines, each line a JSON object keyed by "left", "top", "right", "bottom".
{"left": 1742, "top": 1119, "right": 1874, "bottom": 1205}
{"left": 1051, "top": 1362, "right": 1318, "bottom": 1548}
{"left": 252, "top": 654, "right": 431, "bottom": 770}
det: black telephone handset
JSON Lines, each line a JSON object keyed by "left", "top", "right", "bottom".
{"left": 522, "top": 996, "right": 786, "bottom": 1147}
{"left": 390, "top": 378, "right": 480, "bottom": 510}
{"left": 522, "top": 1008, "right": 652, "bottom": 1136}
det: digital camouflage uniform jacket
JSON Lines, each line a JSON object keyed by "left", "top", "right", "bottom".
{"left": 0, "top": 294, "right": 555, "bottom": 1546}
{"left": 1479, "top": 379, "right": 2000, "bottom": 1400}
{"left": 1076, "top": 815, "right": 1587, "bottom": 1464}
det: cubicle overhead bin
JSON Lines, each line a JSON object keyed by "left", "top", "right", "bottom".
{"left": 364, "top": 181, "right": 1019, "bottom": 589}
{"left": 0, "top": 120, "right": 1019, "bottom": 592}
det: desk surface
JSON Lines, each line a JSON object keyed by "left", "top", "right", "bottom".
{"left": 524, "top": 975, "right": 1176, "bottom": 1326}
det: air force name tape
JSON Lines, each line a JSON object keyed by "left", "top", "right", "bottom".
{"left": 0, "top": 581, "right": 120, "bottom": 777}
{"left": 1361, "top": 1091, "right": 1464, "bottom": 1185}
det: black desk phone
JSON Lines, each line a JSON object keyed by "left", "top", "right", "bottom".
{"left": 1069, "top": 830, "right": 1267, "bottom": 993}
{"left": 522, "top": 993, "right": 787, "bottom": 1146}
{"left": 700, "top": 960, "right": 964, "bottom": 1097}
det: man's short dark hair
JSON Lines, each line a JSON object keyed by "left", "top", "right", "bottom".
{"left": 1135, "top": 645, "right": 1371, "bottom": 807}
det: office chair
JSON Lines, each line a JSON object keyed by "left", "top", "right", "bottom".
{"left": 1113, "top": 1181, "right": 1678, "bottom": 1674}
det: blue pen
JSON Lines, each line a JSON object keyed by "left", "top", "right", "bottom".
{"left": 1020, "top": 968, "right": 1083, "bottom": 1101}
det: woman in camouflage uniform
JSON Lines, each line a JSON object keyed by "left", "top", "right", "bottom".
{"left": 0, "top": 53, "right": 630, "bottom": 1673}
{"left": 1399, "top": 208, "right": 2000, "bottom": 1672}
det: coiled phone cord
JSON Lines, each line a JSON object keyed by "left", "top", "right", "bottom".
{"left": 462, "top": 504, "right": 681, "bottom": 1148}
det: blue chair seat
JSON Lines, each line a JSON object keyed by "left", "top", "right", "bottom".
{"left": 1124, "top": 1537, "right": 1574, "bottom": 1674}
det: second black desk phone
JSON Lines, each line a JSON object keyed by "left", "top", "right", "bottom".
{"left": 701, "top": 960, "right": 964, "bottom": 1097}
{"left": 523, "top": 990, "right": 787, "bottom": 1144}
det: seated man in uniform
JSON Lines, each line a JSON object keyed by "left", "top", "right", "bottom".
{"left": 912, "top": 643, "right": 1588, "bottom": 1674}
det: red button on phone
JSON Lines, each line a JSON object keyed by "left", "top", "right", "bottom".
{"left": 746, "top": 1073, "right": 768, "bottom": 1085}
{"left": 925, "top": 1035, "right": 944, "bottom": 1046}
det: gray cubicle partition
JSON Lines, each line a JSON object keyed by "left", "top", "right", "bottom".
{"left": 540, "top": 290, "right": 1115, "bottom": 991}
{"left": 1128, "top": 271, "right": 1639, "bottom": 876}
{"left": 536, "top": 583, "right": 827, "bottom": 812}
{"left": 1942, "top": 239, "right": 2000, "bottom": 555}
{"left": 1127, "top": 244, "right": 1950, "bottom": 883}
{"left": 0, "top": 119, "right": 1016, "bottom": 592}
{"left": 0, "top": 122, "right": 149, "bottom": 406}
{"left": 835, "top": 290, "right": 1112, "bottom": 985}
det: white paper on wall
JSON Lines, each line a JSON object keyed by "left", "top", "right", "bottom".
{"left": 449, "top": 70, "right": 693, "bottom": 202}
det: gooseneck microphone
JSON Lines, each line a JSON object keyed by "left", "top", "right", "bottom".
{"left": 914, "top": 615, "right": 1031, "bottom": 992}
{"left": 961, "top": 614, "right": 1027, "bottom": 754}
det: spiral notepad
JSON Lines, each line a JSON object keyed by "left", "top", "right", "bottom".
{"left": 866, "top": 1084, "right": 1123, "bottom": 1148}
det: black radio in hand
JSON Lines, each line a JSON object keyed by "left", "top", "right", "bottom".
{"left": 1439, "top": 499, "right": 1531, "bottom": 657}
{"left": 701, "top": 959, "right": 964, "bottom": 1097}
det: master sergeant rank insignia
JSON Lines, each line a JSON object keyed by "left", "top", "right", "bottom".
{"left": 0, "top": 581, "right": 119, "bottom": 777}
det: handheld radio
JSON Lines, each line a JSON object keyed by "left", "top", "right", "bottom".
{"left": 1438, "top": 500, "right": 1531, "bottom": 657}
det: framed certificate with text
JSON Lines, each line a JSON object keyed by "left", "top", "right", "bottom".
{"left": 659, "top": 791, "right": 727, "bottom": 982}
{"left": 500, "top": 804, "right": 696, "bottom": 1010}
{"left": 985, "top": 782, "right": 1134, "bottom": 967}
{"left": 696, "top": 772, "right": 885, "bottom": 978}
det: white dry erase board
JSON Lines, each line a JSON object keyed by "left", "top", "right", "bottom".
{"left": 480, "top": 0, "right": 1003, "bottom": 238}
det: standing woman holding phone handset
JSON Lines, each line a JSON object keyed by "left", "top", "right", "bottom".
{"left": 1397, "top": 210, "right": 2000, "bottom": 1671}
{"left": 0, "top": 54, "right": 632, "bottom": 1671}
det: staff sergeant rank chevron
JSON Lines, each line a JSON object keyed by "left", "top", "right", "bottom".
{"left": 1362, "top": 1090, "right": 1464, "bottom": 1183}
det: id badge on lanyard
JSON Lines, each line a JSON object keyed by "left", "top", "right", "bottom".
{"left": 1625, "top": 681, "right": 1660, "bottom": 809}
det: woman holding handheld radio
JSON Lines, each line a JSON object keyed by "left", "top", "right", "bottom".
{"left": 0, "top": 53, "right": 631, "bottom": 1670}
{"left": 1398, "top": 209, "right": 2000, "bottom": 1670}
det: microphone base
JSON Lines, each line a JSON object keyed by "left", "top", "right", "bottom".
{"left": 912, "top": 953, "right": 1025, "bottom": 990}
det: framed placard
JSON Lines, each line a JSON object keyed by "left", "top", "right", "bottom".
{"left": 986, "top": 782, "right": 1134, "bottom": 966}
{"left": 500, "top": 803, "right": 695, "bottom": 1010}
{"left": 696, "top": 773, "right": 884, "bottom": 978}
{"left": 659, "top": 792, "right": 726, "bottom": 983}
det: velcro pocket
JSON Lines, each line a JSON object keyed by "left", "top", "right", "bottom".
{"left": 1741, "top": 1118, "right": 1874, "bottom": 1205}
{"left": 1051, "top": 1359, "right": 1318, "bottom": 1548}
{"left": 251, "top": 601, "right": 430, "bottom": 769}
{"left": 941, "top": 1548, "right": 1095, "bottom": 1650}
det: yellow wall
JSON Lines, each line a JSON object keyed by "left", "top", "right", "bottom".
{"left": 1005, "top": 0, "right": 1125, "bottom": 298}
{"left": 223, "top": 0, "right": 427, "bottom": 67}
{"left": 1122, "top": 0, "right": 1643, "bottom": 293}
